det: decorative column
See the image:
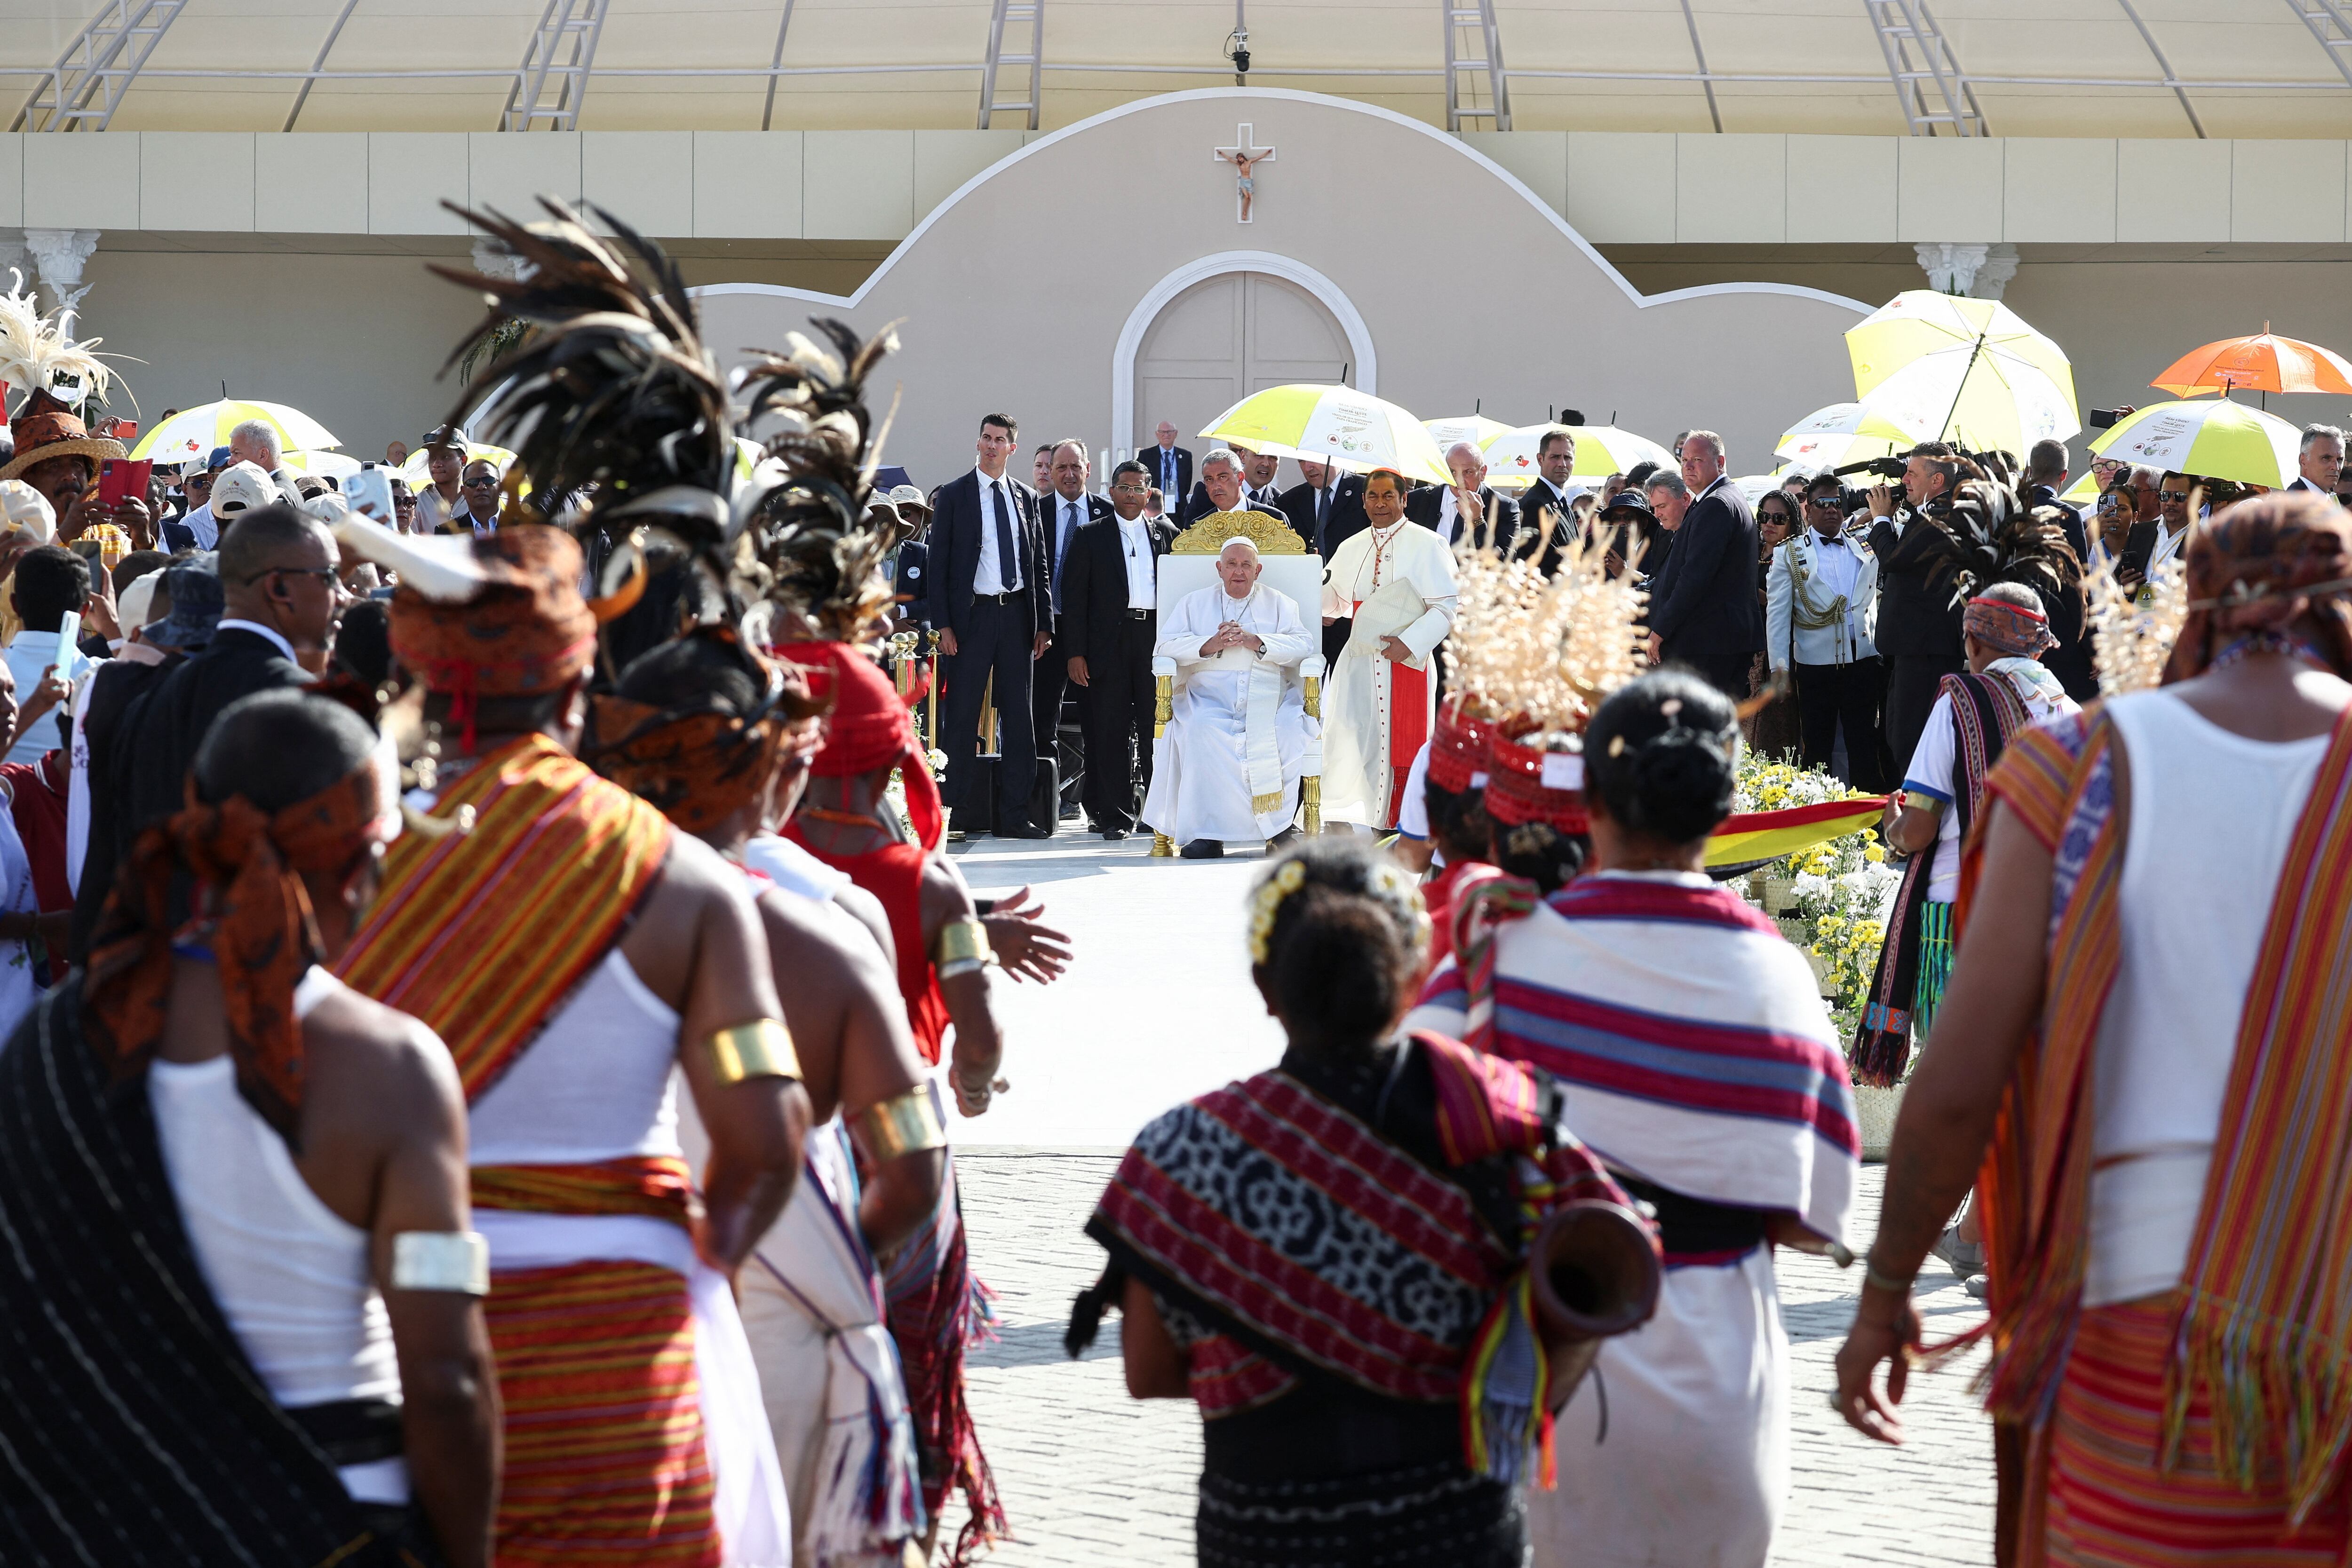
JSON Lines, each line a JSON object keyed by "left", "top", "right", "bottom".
{"left": 0, "top": 230, "right": 26, "bottom": 294}
{"left": 24, "top": 228, "right": 100, "bottom": 332}
{"left": 1967, "top": 243, "right": 2019, "bottom": 301}
{"left": 1913, "top": 242, "right": 1989, "bottom": 296}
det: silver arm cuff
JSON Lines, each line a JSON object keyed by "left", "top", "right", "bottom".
{"left": 391, "top": 1230, "right": 491, "bottom": 1295}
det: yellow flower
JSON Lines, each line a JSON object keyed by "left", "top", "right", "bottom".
{"left": 1865, "top": 842, "right": 1886, "bottom": 863}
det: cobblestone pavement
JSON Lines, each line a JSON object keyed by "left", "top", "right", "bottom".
{"left": 937, "top": 1158, "right": 1994, "bottom": 1566}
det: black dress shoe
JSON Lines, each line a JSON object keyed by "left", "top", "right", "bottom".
{"left": 1100, "top": 827, "right": 1130, "bottom": 840}
{"left": 1262, "top": 827, "right": 1303, "bottom": 855}
{"left": 1179, "top": 839, "right": 1225, "bottom": 859}
{"left": 1001, "top": 822, "right": 1053, "bottom": 840}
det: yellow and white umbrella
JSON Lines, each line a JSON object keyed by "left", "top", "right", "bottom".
{"left": 1479, "top": 423, "right": 1672, "bottom": 488}
{"left": 286, "top": 449, "right": 363, "bottom": 482}
{"left": 1200, "top": 385, "right": 1451, "bottom": 486}
{"left": 1774, "top": 400, "right": 1928, "bottom": 471}
{"left": 1846, "top": 290, "right": 2079, "bottom": 454}
{"left": 1423, "top": 414, "right": 1512, "bottom": 453}
{"left": 129, "top": 398, "right": 341, "bottom": 466}
{"left": 2088, "top": 399, "right": 2303, "bottom": 489}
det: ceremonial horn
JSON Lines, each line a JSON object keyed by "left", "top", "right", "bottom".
{"left": 1527, "top": 1198, "right": 1663, "bottom": 1406}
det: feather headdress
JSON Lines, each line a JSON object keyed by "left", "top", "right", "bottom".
{"left": 429, "top": 198, "right": 735, "bottom": 552}
{"left": 1446, "top": 525, "right": 1647, "bottom": 740}
{"left": 1907, "top": 476, "right": 2084, "bottom": 612}
{"left": 733, "top": 317, "right": 903, "bottom": 644}
{"left": 0, "top": 269, "right": 110, "bottom": 410}
{"left": 2083, "top": 546, "right": 2188, "bottom": 696}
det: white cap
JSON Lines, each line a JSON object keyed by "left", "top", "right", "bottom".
{"left": 0, "top": 480, "right": 56, "bottom": 544}
{"left": 118, "top": 572, "right": 160, "bottom": 633}
{"left": 210, "top": 461, "right": 280, "bottom": 520}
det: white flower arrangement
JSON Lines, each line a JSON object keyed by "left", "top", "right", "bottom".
{"left": 1732, "top": 752, "right": 1892, "bottom": 1036}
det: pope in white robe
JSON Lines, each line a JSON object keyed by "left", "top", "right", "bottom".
{"left": 1142, "top": 539, "right": 1318, "bottom": 851}
{"left": 1320, "top": 471, "right": 1459, "bottom": 828}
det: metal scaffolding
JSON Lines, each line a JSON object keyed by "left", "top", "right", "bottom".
{"left": 2281, "top": 0, "right": 2352, "bottom": 89}
{"left": 979, "top": 0, "right": 1042, "bottom": 130}
{"left": 1864, "top": 0, "right": 1988, "bottom": 136}
{"left": 11, "top": 0, "right": 188, "bottom": 133}
{"left": 503, "top": 0, "right": 613, "bottom": 132}
{"left": 1444, "top": 0, "right": 1512, "bottom": 131}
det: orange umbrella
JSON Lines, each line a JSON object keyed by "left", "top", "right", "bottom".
{"left": 2152, "top": 325, "right": 2352, "bottom": 397}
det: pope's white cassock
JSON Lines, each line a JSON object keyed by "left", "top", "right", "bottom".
{"left": 1320, "top": 520, "right": 1458, "bottom": 827}
{"left": 1142, "top": 580, "right": 1318, "bottom": 843}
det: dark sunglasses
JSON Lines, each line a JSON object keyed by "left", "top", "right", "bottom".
{"left": 461, "top": 474, "right": 500, "bottom": 489}
{"left": 2159, "top": 489, "right": 2191, "bottom": 502}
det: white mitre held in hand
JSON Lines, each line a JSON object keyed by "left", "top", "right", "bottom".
{"left": 1142, "top": 538, "right": 1319, "bottom": 844}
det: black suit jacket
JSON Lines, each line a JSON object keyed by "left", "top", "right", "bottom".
{"left": 1061, "top": 515, "right": 1177, "bottom": 669}
{"left": 75, "top": 629, "right": 310, "bottom": 958}
{"left": 922, "top": 470, "right": 1048, "bottom": 642}
{"left": 1038, "top": 491, "right": 1114, "bottom": 622}
{"left": 1867, "top": 510, "right": 1967, "bottom": 660}
{"left": 1406, "top": 484, "right": 1520, "bottom": 554}
{"left": 1140, "top": 445, "right": 1192, "bottom": 509}
{"left": 889, "top": 539, "right": 930, "bottom": 626}
{"left": 1647, "top": 478, "right": 1764, "bottom": 659}
{"left": 1279, "top": 473, "right": 1370, "bottom": 559}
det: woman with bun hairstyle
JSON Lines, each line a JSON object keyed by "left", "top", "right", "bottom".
{"left": 1070, "top": 836, "right": 1639, "bottom": 1568}
{"left": 1410, "top": 668, "right": 1862, "bottom": 1568}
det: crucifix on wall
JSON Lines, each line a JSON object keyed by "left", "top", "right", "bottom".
{"left": 1212, "top": 124, "right": 1276, "bottom": 223}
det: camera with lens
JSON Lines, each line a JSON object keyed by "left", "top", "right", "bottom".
{"left": 1831, "top": 455, "right": 1909, "bottom": 481}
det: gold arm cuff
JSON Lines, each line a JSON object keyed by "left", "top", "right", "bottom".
{"left": 852, "top": 1082, "right": 950, "bottom": 1163}
{"left": 932, "top": 916, "right": 994, "bottom": 980}
{"left": 707, "top": 1019, "right": 801, "bottom": 1085}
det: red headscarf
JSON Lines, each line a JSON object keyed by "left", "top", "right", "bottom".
{"left": 2164, "top": 491, "right": 2352, "bottom": 682}
{"left": 771, "top": 640, "right": 943, "bottom": 851}
{"left": 388, "top": 524, "right": 598, "bottom": 750}
{"left": 1427, "top": 696, "right": 1495, "bottom": 793}
{"left": 1483, "top": 729, "right": 1589, "bottom": 834}
{"left": 83, "top": 765, "right": 389, "bottom": 1145}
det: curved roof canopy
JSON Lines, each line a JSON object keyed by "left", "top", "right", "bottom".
{"left": 2, "top": 0, "right": 2347, "bottom": 141}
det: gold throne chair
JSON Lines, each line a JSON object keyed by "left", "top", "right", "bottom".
{"left": 1148, "top": 509, "right": 1326, "bottom": 856}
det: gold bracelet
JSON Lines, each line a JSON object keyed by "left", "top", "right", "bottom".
{"left": 852, "top": 1083, "right": 949, "bottom": 1162}
{"left": 933, "top": 915, "right": 995, "bottom": 980}
{"left": 706, "top": 1019, "right": 802, "bottom": 1085}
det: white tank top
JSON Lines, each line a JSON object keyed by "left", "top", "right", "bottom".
{"left": 467, "top": 947, "right": 683, "bottom": 1166}
{"left": 2084, "top": 690, "right": 2330, "bottom": 1307}
{"left": 148, "top": 966, "right": 407, "bottom": 1503}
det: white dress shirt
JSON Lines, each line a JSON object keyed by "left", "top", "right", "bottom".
{"left": 971, "top": 467, "right": 1023, "bottom": 595}
{"left": 1117, "top": 515, "right": 1157, "bottom": 609}
{"left": 1049, "top": 491, "right": 1088, "bottom": 614}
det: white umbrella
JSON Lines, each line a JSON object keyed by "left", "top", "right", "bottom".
{"left": 128, "top": 398, "right": 341, "bottom": 465}
{"left": 1480, "top": 424, "right": 1672, "bottom": 489}
{"left": 1774, "top": 400, "right": 1930, "bottom": 472}
{"left": 286, "top": 449, "right": 363, "bottom": 482}
{"left": 1199, "top": 384, "right": 1451, "bottom": 486}
{"left": 1423, "top": 414, "right": 1512, "bottom": 454}
{"left": 1845, "top": 290, "right": 2080, "bottom": 454}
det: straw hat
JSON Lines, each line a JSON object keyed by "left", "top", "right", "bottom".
{"left": 0, "top": 395, "right": 125, "bottom": 484}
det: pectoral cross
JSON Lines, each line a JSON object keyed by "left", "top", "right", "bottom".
{"left": 1212, "top": 124, "right": 1276, "bottom": 223}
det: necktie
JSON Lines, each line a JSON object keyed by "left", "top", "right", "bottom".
{"left": 1162, "top": 450, "right": 1174, "bottom": 495}
{"left": 1055, "top": 498, "right": 1078, "bottom": 612}
{"left": 990, "top": 481, "right": 1019, "bottom": 592}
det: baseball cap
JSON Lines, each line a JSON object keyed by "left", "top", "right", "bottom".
{"left": 210, "top": 461, "right": 280, "bottom": 521}
{"left": 205, "top": 445, "right": 234, "bottom": 472}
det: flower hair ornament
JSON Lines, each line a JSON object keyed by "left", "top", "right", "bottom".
{"left": 1247, "top": 855, "right": 1432, "bottom": 966}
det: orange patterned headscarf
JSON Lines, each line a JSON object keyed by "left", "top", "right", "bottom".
{"left": 82, "top": 765, "right": 389, "bottom": 1146}
{"left": 2165, "top": 491, "right": 2352, "bottom": 682}
{"left": 388, "top": 523, "right": 598, "bottom": 748}
{"left": 586, "top": 632, "right": 825, "bottom": 833}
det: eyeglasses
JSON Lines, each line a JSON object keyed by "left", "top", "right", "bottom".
{"left": 1111, "top": 483, "right": 1147, "bottom": 494}
{"left": 246, "top": 565, "right": 340, "bottom": 588}
{"left": 2159, "top": 489, "right": 2191, "bottom": 502}
{"left": 461, "top": 475, "right": 500, "bottom": 490}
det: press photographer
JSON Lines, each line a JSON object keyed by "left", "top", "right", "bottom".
{"left": 1860, "top": 442, "right": 1969, "bottom": 766}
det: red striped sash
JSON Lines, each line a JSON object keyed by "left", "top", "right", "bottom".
{"left": 471, "top": 1155, "right": 696, "bottom": 1227}
{"left": 337, "top": 733, "right": 672, "bottom": 1103}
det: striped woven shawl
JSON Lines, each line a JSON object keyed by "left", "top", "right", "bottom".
{"left": 338, "top": 733, "right": 672, "bottom": 1102}
{"left": 0, "top": 986, "right": 416, "bottom": 1567}
{"left": 1975, "top": 701, "right": 2352, "bottom": 1528}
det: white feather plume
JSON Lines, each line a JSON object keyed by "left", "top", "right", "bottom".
{"left": 331, "top": 516, "right": 492, "bottom": 603}
{"left": 0, "top": 269, "right": 111, "bottom": 408}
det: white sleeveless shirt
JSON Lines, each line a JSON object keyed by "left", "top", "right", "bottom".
{"left": 467, "top": 947, "right": 683, "bottom": 1166}
{"left": 148, "top": 966, "right": 407, "bottom": 1503}
{"left": 2084, "top": 689, "right": 2330, "bottom": 1307}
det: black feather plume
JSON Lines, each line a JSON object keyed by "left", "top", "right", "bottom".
{"left": 1910, "top": 477, "right": 2084, "bottom": 611}
{"left": 428, "top": 197, "right": 734, "bottom": 555}
{"left": 734, "top": 317, "right": 902, "bottom": 642}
